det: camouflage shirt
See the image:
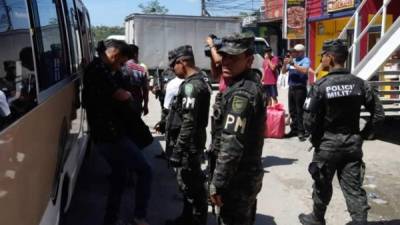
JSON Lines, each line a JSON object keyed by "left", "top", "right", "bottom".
{"left": 211, "top": 70, "right": 265, "bottom": 194}
{"left": 170, "top": 72, "right": 212, "bottom": 163}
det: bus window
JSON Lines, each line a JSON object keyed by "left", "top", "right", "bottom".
{"left": 64, "top": 0, "right": 81, "bottom": 72}
{"left": 77, "top": 9, "right": 90, "bottom": 65}
{"left": 85, "top": 11, "right": 95, "bottom": 60}
{"left": 0, "top": 0, "right": 37, "bottom": 131}
{"left": 32, "top": 0, "right": 69, "bottom": 91}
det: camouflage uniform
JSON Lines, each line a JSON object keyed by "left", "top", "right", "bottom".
{"left": 154, "top": 51, "right": 178, "bottom": 135}
{"left": 300, "top": 40, "right": 385, "bottom": 225}
{"left": 164, "top": 50, "right": 184, "bottom": 157}
{"left": 210, "top": 34, "right": 266, "bottom": 225}
{"left": 206, "top": 92, "right": 223, "bottom": 189}
{"left": 167, "top": 45, "right": 212, "bottom": 225}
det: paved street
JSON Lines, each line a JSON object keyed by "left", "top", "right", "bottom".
{"left": 64, "top": 88, "right": 400, "bottom": 225}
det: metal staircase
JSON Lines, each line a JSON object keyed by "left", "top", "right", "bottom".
{"left": 321, "top": 0, "right": 400, "bottom": 116}
{"left": 369, "top": 71, "right": 400, "bottom": 116}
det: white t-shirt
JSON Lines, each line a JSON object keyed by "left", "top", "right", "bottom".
{"left": 163, "top": 77, "right": 184, "bottom": 109}
{"left": 0, "top": 90, "right": 11, "bottom": 117}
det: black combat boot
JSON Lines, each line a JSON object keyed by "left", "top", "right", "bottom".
{"left": 298, "top": 213, "right": 326, "bottom": 225}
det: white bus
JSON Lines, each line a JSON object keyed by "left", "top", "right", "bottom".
{"left": 0, "top": 0, "right": 93, "bottom": 224}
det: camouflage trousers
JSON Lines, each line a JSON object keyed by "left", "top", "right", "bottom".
{"left": 309, "top": 149, "right": 370, "bottom": 222}
{"left": 165, "top": 128, "right": 179, "bottom": 158}
{"left": 176, "top": 163, "right": 208, "bottom": 225}
{"left": 218, "top": 172, "right": 263, "bottom": 225}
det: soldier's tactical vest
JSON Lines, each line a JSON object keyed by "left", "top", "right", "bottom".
{"left": 220, "top": 71, "right": 265, "bottom": 171}
{"left": 166, "top": 74, "right": 211, "bottom": 151}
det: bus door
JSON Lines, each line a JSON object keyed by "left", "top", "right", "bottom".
{"left": 76, "top": 7, "right": 92, "bottom": 67}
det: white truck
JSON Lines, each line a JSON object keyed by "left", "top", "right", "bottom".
{"left": 124, "top": 14, "right": 268, "bottom": 77}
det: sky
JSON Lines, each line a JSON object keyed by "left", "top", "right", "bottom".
{"left": 83, "top": 0, "right": 263, "bottom": 26}
{"left": 83, "top": 0, "right": 202, "bottom": 26}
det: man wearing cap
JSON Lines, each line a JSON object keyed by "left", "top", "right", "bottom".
{"left": 160, "top": 50, "right": 184, "bottom": 159}
{"left": 299, "top": 39, "right": 384, "bottom": 225}
{"left": 166, "top": 45, "right": 211, "bottom": 225}
{"left": 209, "top": 33, "right": 265, "bottom": 225}
{"left": 154, "top": 50, "right": 178, "bottom": 136}
{"left": 282, "top": 43, "right": 310, "bottom": 141}
{"left": 152, "top": 51, "right": 177, "bottom": 112}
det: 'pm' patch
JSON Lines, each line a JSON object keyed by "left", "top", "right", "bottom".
{"left": 224, "top": 114, "right": 247, "bottom": 134}
{"left": 232, "top": 96, "right": 248, "bottom": 113}
{"left": 183, "top": 97, "right": 195, "bottom": 109}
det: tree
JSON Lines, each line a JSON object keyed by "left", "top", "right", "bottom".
{"left": 92, "top": 26, "right": 124, "bottom": 42}
{"left": 138, "top": 0, "right": 168, "bottom": 14}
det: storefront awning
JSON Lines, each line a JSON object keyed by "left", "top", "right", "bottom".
{"left": 308, "top": 10, "right": 355, "bottom": 22}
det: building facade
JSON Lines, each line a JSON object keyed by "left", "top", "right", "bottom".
{"left": 306, "top": 0, "right": 400, "bottom": 79}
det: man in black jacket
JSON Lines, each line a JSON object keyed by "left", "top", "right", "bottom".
{"left": 83, "top": 39, "right": 152, "bottom": 225}
{"left": 299, "top": 39, "right": 385, "bottom": 225}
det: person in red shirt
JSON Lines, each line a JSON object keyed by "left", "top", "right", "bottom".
{"left": 262, "top": 47, "right": 279, "bottom": 106}
{"left": 121, "top": 44, "right": 149, "bottom": 116}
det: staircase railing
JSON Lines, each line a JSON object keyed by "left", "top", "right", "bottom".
{"left": 312, "top": 0, "right": 400, "bottom": 116}
{"left": 314, "top": 0, "right": 394, "bottom": 76}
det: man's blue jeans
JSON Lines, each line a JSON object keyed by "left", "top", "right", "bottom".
{"left": 96, "top": 136, "right": 153, "bottom": 224}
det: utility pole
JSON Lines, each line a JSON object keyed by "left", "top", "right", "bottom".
{"left": 201, "top": 0, "right": 210, "bottom": 16}
{"left": 0, "top": 0, "right": 12, "bottom": 30}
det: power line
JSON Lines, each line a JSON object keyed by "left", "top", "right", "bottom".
{"left": 205, "top": 0, "right": 263, "bottom": 16}
{"left": 201, "top": 0, "right": 210, "bottom": 16}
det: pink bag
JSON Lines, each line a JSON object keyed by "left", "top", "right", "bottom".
{"left": 265, "top": 103, "right": 285, "bottom": 138}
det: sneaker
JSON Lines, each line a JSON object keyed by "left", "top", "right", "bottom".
{"left": 134, "top": 218, "right": 150, "bottom": 225}
{"left": 299, "top": 213, "right": 326, "bottom": 225}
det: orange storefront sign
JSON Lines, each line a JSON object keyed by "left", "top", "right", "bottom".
{"left": 327, "top": 0, "right": 355, "bottom": 12}
{"left": 284, "top": 0, "right": 306, "bottom": 39}
{"left": 264, "top": 0, "right": 284, "bottom": 19}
